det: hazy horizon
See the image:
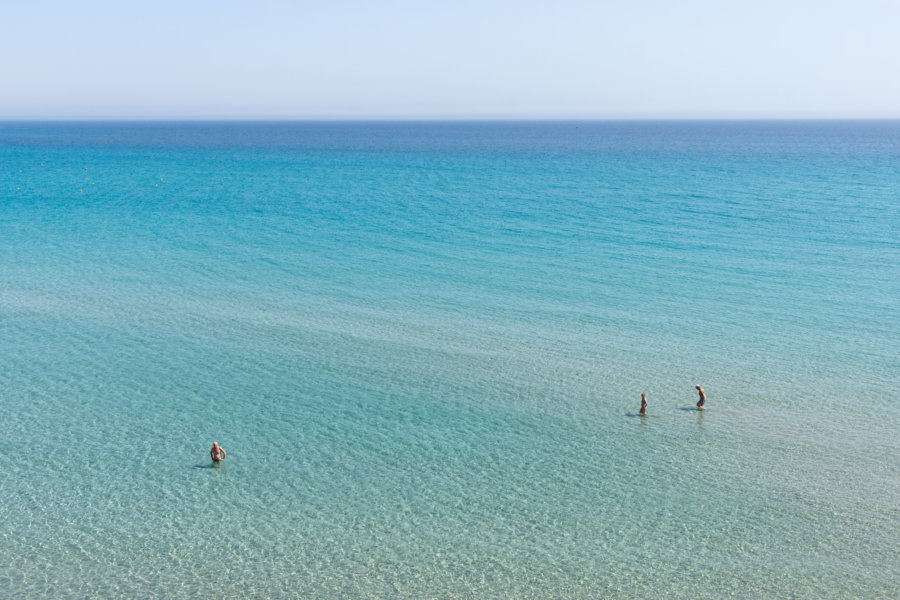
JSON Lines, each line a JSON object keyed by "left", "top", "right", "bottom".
{"left": 2, "top": 117, "right": 900, "bottom": 122}
{"left": 2, "top": 1, "right": 898, "bottom": 120}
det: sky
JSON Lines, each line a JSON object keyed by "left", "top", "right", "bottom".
{"left": 2, "top": 0, "right": 898, "bottom": 119}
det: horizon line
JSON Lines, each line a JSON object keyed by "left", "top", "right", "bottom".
{"left": 2, "top": 116, "right": 900, "bottom": 123}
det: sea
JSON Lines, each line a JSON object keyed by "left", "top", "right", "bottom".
{"left": 1, "top": 121, "right": 897, "bottom": 599}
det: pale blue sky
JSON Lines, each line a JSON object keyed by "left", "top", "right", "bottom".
{"left": 2, "top": 0, "right": 898, "bottom": 119}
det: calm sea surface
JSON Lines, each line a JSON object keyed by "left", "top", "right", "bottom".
{"left": 1, "top": 121, "right": 898, "bottom": 598}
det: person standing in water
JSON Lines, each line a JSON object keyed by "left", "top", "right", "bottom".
{"left": 210, "top": 441, "right": 226, "bottom": 463}
{"left": 640, "top": 393, "right": 648, "bottom": 415}
{"left": 696, "top": 385, "right": 706, "bottom": 409}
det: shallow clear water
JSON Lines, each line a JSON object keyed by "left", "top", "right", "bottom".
{"left": 1, "top": 121, "right": 898, "bottom": 598}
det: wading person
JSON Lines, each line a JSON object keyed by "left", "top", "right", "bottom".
{"left": 210, "top": 441, "right": 226, "bottom": 463}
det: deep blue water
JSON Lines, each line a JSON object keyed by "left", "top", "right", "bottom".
{"left": 1, "top": 121, "right": 898, "bottom": 598}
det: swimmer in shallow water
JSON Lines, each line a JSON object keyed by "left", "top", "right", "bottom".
{"left": 210, "top": 441, "right": 226, "bottom": 463}
{"left": 696, "top": 385, "right": 706, "bottom": 409}
{"left": 640, "top": 393, "right": 648, "bottom": 415}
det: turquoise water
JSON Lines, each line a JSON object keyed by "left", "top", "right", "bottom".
{"left": 1, "top": 121, "right": 897, "bottom": 598}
